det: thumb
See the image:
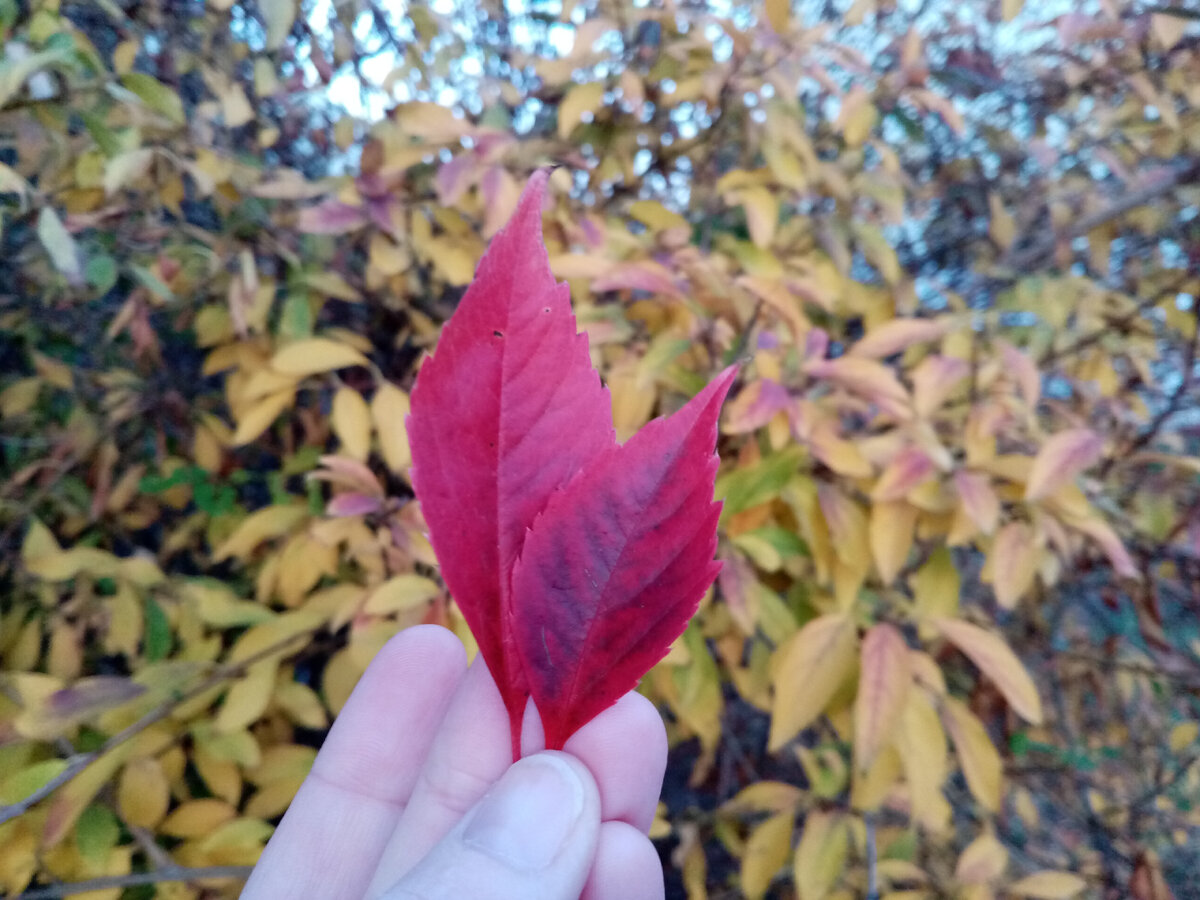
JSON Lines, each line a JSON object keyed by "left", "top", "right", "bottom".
{"left": 380, "top": 751, "right": 601, "bottom": 900}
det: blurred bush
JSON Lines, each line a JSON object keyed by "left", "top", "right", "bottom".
{"left": 2, "top": 0, "right": 1200, "bottom": 897}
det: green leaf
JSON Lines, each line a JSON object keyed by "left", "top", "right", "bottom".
{"left": 0, "top": 46, "right": 71, "bottom": 108}
{"left": 716, "top": 447, "right": 804, "bottom": 520}
{"left": 121, "top": 73, "right": 185, "bottom": 125}
{"left": 144, "top": 596, "right": 172, "bottom": 661}
{"left": 86, "top": 254, "right": 118, "bottom": 293}
{"left": 37, "top": 206, "right": 84, "bottom": 285}
{"left": 76, "top": 804, "right": 120, "bottom": 865}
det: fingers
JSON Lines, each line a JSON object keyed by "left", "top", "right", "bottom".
{"left": 563, "top": 691, "right": 667, "bottom": 832}
{"left": 241, "top": 625, "right": 467, "bottom": 900}
{"left": 378, "top": 752, "right": 601, "bottom": 900}
{"left": 581, "top": 821, "right": 666, "bottom": 900}
{"left": 363, "top": 658, "right": 513, "bottom": 897}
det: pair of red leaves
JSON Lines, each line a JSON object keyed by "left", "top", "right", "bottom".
{"left": 407, "top": 172, "right": 734, "bottom": 758}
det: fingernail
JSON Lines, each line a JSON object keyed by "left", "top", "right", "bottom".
{"left": 463, "top": 753, "right": 585, "bottom": 871}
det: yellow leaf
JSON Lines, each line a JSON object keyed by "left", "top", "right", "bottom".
{"left": 737, "top": 187, "right": 778, "bottom": 248}
{"left": 227, "top": 610, "right": 326, "bottom": 666}
{"left": 231, "top": 387, "right": 296, "bottom": 445}
{"left": 331, "top": 387, "right": 372, "bottom": 463}
{"left": 850, "top": 317, "right": 949, "bottom": 359}
{"left": 0, "top": 377, "right": 40, "bottom": 417}
{"left": 943, "top": 697, "right": 1002, "bottom": 812}
{"left": 629, "top": 200, "right": 689, "bottom": 233}
{"left": 364, "top": 574, "right": 441, "bottom": 615}
{"left": 854, "top": 623, "right": 911, "bottom": 769}
{"left": 104, "top": 148, "right": 155, "bottom": 196}
{"left": 1002, "top": 0, "right": 1024, "bottom": 21}
{"left": 260, "top": 0, "right": 296, "bottom": 49}
{"left": 988, "top": 193, "right": 1016, "bottom": 249}
{"left": 769, "top": 614, "right": 858, "bottom": 750}
{"left": 239, "top": 369, "right": 301, "bottom": 406}
{"left": 804, "top": 356, "right": 909, "bottom": 413}
{"left": 1008, "top": 871, "right": 1087, "bottom": 899}
{"left": 195, "top": 748, "right": 242, "bottom": 805}
{"left": 213, "top": 504, "right": 308, "bottom": 562}
{"left": 1024, "top": 429, "right": 1103, "bottom": 501}
{"left": 987, "top": 521, "right": 1039, "bottom": 609}
{"left": 720, "top": 781, "right": 804, "bottom": 815}
{"left": 955, "top": 830, "right": 1008, "bottom": 884}
{"left": 321, "top": 647, "right": 363, "bottom": 715}
{"left": 764, "top": 0, "right": 790, "bottom": 33}
{"left": 934, "top": 618, "right": 1042, "bottom": 724}
{"left": 368, "top": 232, "right": 411, "bottom": 277}
{"left": 896, "top": 689, "right": 950, "bottom": 831}
{"left": 160, "top": 799, "right": 237, "bottom": 839}
{"left": 395, "top": 101, "right": 471, "bottom": 142}
{"left": 741, "top": 810, "right": 794, "bottom": 900}
{"left": 273, "top": 680, "right": 328, "bottom": 730}
{"left": 1169, "top": 721, "right": 1198, "bottom": 754}
{"left": 793, "top": 811, "right": 847, "bottom": 900}
{"left": 891, "top": 498, "right": 940, "bottom": 552}
{"left": 558, "top": 82, "right": 606, "bottom": 139}
{"left": 216, "top": 663, "right": 276, "bottom": 733}
{"left": 117, "top": 757, "right": 170, "bottom": 828}
{"left": 371, "top": 383, "right": 412, "bottom": 475}
{"left": 33, "top": 352, "right": 74, "bottom": 391}
{"left": 608, "top": 362, "right": 657, "bottom": 442}
{"left": 837, "top": 87, "right": 876, "bottom": 147}
{"left": 911, "top": 548, "right": 960, "bottom": 620}
{"left": 270, "top": 338, "right": 368, "bottom": 377}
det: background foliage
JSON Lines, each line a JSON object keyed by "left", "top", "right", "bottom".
{"left": 2, "top": 0, "right": 1200, "bottom": 897}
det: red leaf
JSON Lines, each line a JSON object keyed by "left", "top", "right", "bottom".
{"left": 407, "top": 172, "right": 615, "bottom": 756}
{"left": 511, "top": 368, "right": 735, "bottom": 750}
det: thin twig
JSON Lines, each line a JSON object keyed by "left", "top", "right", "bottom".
{"left": 1003, "top": 161, "right": 1200, "bottom": 273}
{"left": 864, "top": 812, "right": 879, "bottom": 900}
{"left": 0, "top": 628, "right": 314, "bottom": 826}
{"left": 15, "top": 865, "right": 252, "bottom": 899}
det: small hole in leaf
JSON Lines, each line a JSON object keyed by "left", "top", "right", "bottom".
{"left": 493, "top": 330, "right": 503, "bottom": 337}
{"left": 544, "top": 307, "right": 550, "bottom": 312}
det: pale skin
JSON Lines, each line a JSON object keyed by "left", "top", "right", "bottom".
{"left": 242, "top": 624, "right": 669, "bottom": 900}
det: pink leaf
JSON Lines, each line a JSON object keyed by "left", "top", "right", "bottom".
{"left": 296, "top": 200, "right": 369, "bottom": 235}
{"left": 407, "top": 172, "right": 615, "bottom": 756}
{"left": 1025, "top": 428, "right": 1104, "bottom": 501}
{"left": 326, "top": 493, "right": 383, "bottom": 517}
{"left": 511, "top": 368, "right": 735, "bottom": 750}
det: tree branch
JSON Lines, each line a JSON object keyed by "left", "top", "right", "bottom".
{"left": 1003, "top": 161, "right": 1200, "bottom": 273}
{"left": 0, "top": 628, "right": 314, "bottom": 827}
{"left": 15, "top": 865, "right": 252, "bottom": 899}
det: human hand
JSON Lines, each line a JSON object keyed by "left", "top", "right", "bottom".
{"left": 242, "top": 625, "right": 668, "bottom": 900}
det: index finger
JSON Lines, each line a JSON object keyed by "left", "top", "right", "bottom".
{"left": 242, "top": 625, "right": 467, "bottom": 900}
